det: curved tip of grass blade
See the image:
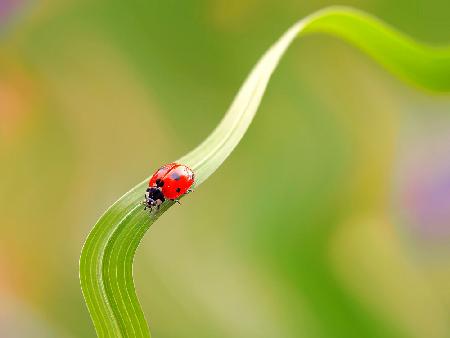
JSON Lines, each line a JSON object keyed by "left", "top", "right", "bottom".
{"left": 80, "top": 6, "right": 450, "bottom": 337}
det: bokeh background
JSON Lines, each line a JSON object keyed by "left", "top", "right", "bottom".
{"left": 1, "top": 1, "right": 450, "bottom": 337}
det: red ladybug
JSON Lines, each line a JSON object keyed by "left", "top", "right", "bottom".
{"left": 143, "top": 163, "right": 195, "bottom": 210}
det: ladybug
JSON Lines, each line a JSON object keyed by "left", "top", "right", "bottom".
{"left": 143, "top": 162, "right": 195, "bottom": 210}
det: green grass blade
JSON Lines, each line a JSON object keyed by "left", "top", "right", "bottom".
{"left": 79, "top": 6, "right": 450, "bottom": 337}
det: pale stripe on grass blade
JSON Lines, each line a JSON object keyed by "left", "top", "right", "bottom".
{"left": 79, "top": 6, "right": 450, "bottom": 337}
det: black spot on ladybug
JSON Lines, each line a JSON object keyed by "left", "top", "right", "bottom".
{"left": 170, "top": 172, "right": 181, "bottom": 181}
{"left": 176, "top": 187, "right": 181, "bottom": 193}
{"left": 155, "top": 179, "right": 164, "bottom": 187}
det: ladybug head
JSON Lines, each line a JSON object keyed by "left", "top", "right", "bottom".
{"left": 144, "top": 187, "right": 165, "bottom": 210}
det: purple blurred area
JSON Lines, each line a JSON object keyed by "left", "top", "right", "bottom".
{"left": 397, "top": 111, "right": 450, "bottom": 240}
{"left": 0, "top": 0, "right": 26, "bottom": 26}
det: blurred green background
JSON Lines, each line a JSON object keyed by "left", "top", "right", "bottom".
{"left": 1, "top": 1, "right": 449, "bottom": 337}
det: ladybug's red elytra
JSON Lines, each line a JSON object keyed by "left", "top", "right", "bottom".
{"left": 143, "top": 163, "right": 195, "bottom": 210}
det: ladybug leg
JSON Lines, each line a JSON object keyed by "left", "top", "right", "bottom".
{"left": 141, "top": 200, "right": 147, "bottom": 210}
{"left": 186, "top": 189, "right": 194, "bottom": 194}
{"left": 171, "top": 199, "right": 181, "bottom": 205}
{"left": 142, "top": 202, "right": 151, "bottom": 212}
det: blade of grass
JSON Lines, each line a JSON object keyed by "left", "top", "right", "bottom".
{"left": 79, "top": 6, "right": 450, "bottom": 337}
